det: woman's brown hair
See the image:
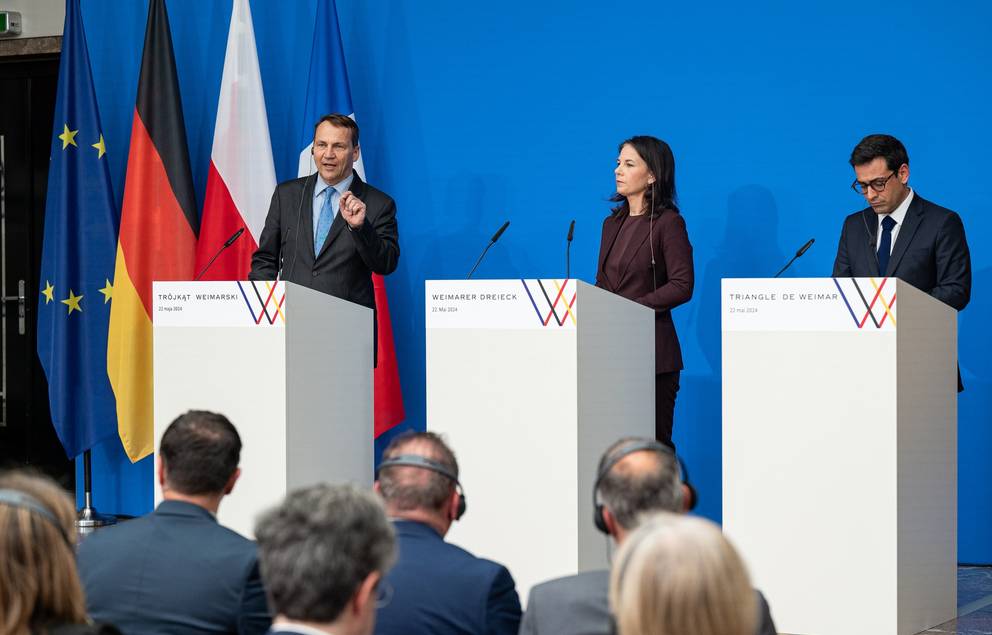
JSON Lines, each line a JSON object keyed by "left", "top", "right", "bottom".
{"left": 0, "top": 471, "right": 86, "bottom": 635}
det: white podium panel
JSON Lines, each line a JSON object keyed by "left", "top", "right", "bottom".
{"left": 153, "top": 280, "right": 373, "bottom": 538}
{"left": 722, "top": 278, "right": 957, "bottom": 635}
{"left": 426, "top": 279, "right": 654, "bottom": 603}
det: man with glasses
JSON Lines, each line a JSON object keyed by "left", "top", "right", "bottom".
{"left": 255, "top": 483, "right": 396, "bottom": 635}
{"left": 833, "top": 133, "right": 971, "bottom": 311}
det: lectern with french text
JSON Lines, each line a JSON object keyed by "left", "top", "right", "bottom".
{"left": 722, "top": 277, "right": 957, "bottom": 635}
{"left": 425, "top": 279, "right": 654, "bottom": 603}
{"left": 152, "top": 280, "right": 373, "bottom": 538}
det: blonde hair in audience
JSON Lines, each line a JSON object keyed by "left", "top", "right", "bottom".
{"left": 0, "top": 471, "right": 86, "bottom": 635}
{"left": 609, "top": 512, "right": 756, "bottom": 635}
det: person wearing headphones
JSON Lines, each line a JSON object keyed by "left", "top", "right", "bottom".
{"left": 519, "top": 437, "right": 776, "bottom": 635}
{"left": 0, "top": 470, "right": 121, "bottom": 634}
{"left": 596, "top": 137, "right": 693, "bottom": 450}
{"left": 373, "top": 431, "right": 522, "bottom": 635}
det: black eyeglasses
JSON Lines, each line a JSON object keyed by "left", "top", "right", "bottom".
{"left": 851, "top": 171, "right": 896, "bottom": 195}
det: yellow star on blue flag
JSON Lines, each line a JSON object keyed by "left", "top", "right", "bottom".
{"left": 99, "top": 279, "right": 113, "bottom": 303}
{"left": 59, "top": 123, "right": 79, "bottom": 149}
{"left": 61, "top": 290, "right": 83, "bottom": 314}
{"left": 92, "top": 134, "right": 106, "bottom": 158}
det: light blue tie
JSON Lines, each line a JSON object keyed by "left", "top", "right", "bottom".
{"left": 314, "top": 187, "right": 336, "bottom": 255}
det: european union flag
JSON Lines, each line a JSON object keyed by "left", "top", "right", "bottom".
{"left": 37, "top": 0, "right": 119, "bottom": 458}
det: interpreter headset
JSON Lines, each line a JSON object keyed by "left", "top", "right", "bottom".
{"left": 0, "top": 488, "right": 73, "bottom": 547}
{"left": 592, "top": 440, "right": 697, "bottom": 535}
{"left": 375, "top": 454, "right": 467, "bottom": 520}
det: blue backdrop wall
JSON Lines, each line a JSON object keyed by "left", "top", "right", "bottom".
{"left": 75, "top": 0, "right": 991, "bottom": 562}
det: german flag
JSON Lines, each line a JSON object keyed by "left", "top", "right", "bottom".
{"left": 107, "top": 0, "right": 197, "bottom": 462}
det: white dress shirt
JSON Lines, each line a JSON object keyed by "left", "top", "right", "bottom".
{"left": 875, "top": 188, "right": 914, "bottom": 254}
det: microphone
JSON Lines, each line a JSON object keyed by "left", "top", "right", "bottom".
{"left": 491, "top": 220, "right": 510, "bottom": 243}
{"left": 195, "top": 227, "right": 246, "bottom": 281}
{"left": 566, "top": 220, "right": 575, "bottom": 279}
{"left": 773, "top": 238, "right": 815, "bottom": 278}
{"left": 467, "top": 220, "right": 510, "bottom": 279}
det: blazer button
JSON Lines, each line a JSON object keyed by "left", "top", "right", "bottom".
{"left": 312, "top": 269, "right": 318, "bottom": 277}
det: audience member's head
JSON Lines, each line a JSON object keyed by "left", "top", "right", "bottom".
{"left": 594, "top": 437, "right": 686, "bottom": 542}
{"left": 255, "top": 484, "right": 395, "bottom": 635}
{"left": 0, "top": 471, "right": 86, "bottom": 634}
{"left": 158, "top": 410, "right": 241, "bottom": 510}
{"left": 375, "top": 431, "right": 464, "bottom": 535}
{"left": 609, "top": 512, "right": 757, "bottom": 635}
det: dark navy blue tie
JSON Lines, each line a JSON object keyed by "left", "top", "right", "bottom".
{"left": 877, "top": 215, "right": 896, "bottom": 275}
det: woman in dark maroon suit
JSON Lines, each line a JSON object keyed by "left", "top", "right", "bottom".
{"left": 595, "top": 136, "right": 693, "bottom": 449}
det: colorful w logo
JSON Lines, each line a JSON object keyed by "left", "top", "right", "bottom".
{"left": 520, "top": 279, "right": 577, "bottom": 327}
{"left": 237, "top": 280, "right": 286, "bottom": 325}
{"left": 833, "top": 278, "right": 897, "bottom": 329}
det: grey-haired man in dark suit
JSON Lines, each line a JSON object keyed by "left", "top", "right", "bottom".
{"left": 519, "top": 438, "right": 776, "bottom": 635}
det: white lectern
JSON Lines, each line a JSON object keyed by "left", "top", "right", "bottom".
{"left": 722, "top": 278, "right": 957, "bottom": 635}
{"left": 426, "top": 279, "right": 654, "bottom": 602}
{"left": 153, "top": 280, "right": 373, "bottom": 538}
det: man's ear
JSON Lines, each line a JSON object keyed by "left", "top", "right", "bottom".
{"left": 602, "top": 506, "right": 620, "bottom": 537}
{"left": 898, "top": 162, "right": 910, "bottom": 184}
{"left": 352, "top": 570, "right": 381, "bottom": 617}
{"left": 448, "top": 489, "right": 461, "bottom": 522}
{"left": 681, "top": 484, "right": 693, "bottom": 513}
{"left": 223, "top": 467, "right": 241, "bottom": 495}
{"left": 157, "top": 458, "right": 167, "bottom": 490}
{"left": 373, "top": 481, "right": 382, "bottom": 495}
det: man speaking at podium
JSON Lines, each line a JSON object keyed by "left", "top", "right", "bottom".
{"left": 832, "top": 133, "right": 971, "bottom": 311}
{"left": 250, "top": 114, "right": 399, "bottom": 359}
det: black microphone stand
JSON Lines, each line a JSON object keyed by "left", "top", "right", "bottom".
{"left": 76, "top": 450, "right": 116, "bottom": 536}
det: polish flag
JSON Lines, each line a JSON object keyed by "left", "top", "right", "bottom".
{"left": 195, "top": 0, "right": 276, "bottom": 280}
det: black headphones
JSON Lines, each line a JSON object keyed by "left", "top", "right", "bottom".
{"left": 592, "top": 441, "right": 697, "bottom": 535}
{"left": 0, "top": 488, "right": 73, "bottom": 547}
{"left": 376, "top": 454, "right": 467, "bottom": 520}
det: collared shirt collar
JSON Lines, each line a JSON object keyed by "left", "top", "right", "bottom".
{"left": 269, "top": 621, "right": 334, "bottom": 635}
{"left": 314, "top": 171, "right": 355, "bottom": 201}
{"left": 391, "top": 518, "right": 444, "bottom": 539}
{"left": 155, "top": 499, "right": 217, "bottom": 521}
{"left": 879, "top": 187, "right": 913, "bottom": 229}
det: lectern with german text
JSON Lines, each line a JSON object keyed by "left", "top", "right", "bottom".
{"left": 722, "top": 277, "right": 957, "bottom": 635}
{"left": 425, "top": 279, "right": 654, "bottom": 603}
{"left": 152, "top": 280, "right": 373, "bottom": 538}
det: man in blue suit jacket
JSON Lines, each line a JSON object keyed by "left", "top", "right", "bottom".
{"left": 833, "top": 134, "right": 971, "bottom": 311}
{"left": 373, "top": 432, "right": 522, "bottom": 635}
{"left": 519, "top": 438, "right": 777, "bottom": 635}
{"left": 77, "top": 411, "right": 271, "bottom": 635}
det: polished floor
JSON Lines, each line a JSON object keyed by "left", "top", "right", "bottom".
{"left": 923, "top": 567, "right": 992, "bottom": 634}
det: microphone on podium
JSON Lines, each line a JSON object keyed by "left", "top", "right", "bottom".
{"left": 565, "top": 220, "right": 575, "bottom": 279}
{"left": 467, "top": 220, "right": 510, "bottom": 279}
{"left": 195, "top": 227, "right": 245, "bottom": 281}
{"left": 773, "top": 238, "right": 814, "bottom": 278}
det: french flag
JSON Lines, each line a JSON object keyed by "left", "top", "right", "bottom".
{"left": 195, "top": 0, "right": 276, "bottom": 280}
{"left": 299, "top": 0, "right": 405, "bottom": 438}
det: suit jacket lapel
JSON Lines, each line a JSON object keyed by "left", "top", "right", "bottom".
{"left": 861, "top": 208, "right": 880, "bottom": 276}
{"left": 598, "top": 215, "right": 623, "bottom": 288}
{"left": 616, "top": 222, "right": 651, "bottom": 288}
{"left": 301, "top": 176, "right": 317, "bottom": 258}
{"left": 885, "top": 195, "right": 923, "bottom": 276}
